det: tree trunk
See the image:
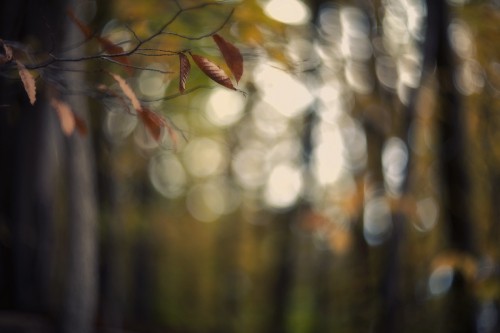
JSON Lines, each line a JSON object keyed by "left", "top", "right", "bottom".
{"left": 0, "top": 0, "right": 60, "bottom": 320}
{"left": 60, "top": 1, "right": 98, "bottom": 332}
{"left": 0, "top": 1, "right": 98, "bottom": 332}
{"left": 424, "top": 1, "right": 477, "bottom": 332}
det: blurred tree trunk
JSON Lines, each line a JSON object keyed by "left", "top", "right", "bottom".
{"left": 60, "top": 0, "right": 98, "bottom": 330}
{"left": 425, "top": 0, "right": 475, "bottom": 255}
{"left": 0, "top": 0, "right": 60, "bottom": 320}
{"left": 214, "top": 214, "right": 243, "bottom": 333}
{"left": 424, "top": 1, "right": 477, "bottom": 332}
{"left": 0, "top": 1, "right": 98, "bottom": 332}
{"left": 97, "top": 139, "right": 127, "bottom": 331}
{"left": 267, "top": 209, "right": 297, "bottom": 333}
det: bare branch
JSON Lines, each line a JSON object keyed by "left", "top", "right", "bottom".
{"left": 141, "top": 85, "right": 213, "bottom": 103}
{"left": 24, "top": 1, "right": 235, "bottom": 73}
{"left": 100, "top": 57, "right": 174, "bottom": 74}
{"left": 160, "top": 8, "right": 234, "bottom": 41}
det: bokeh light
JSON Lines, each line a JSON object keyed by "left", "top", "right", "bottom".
{"left": 264, "top": 163, "right": 303, "bottom": 209}
{"left": 428, "top": 265, "right": 454, "bottom": 296}
{"left": 263, "top": 0, "right": 310, "bottom": 25}
{"left": 205, "top": 88, "right": 246, "bottom": 127}
{"left": 138, "top": 64, "right": 170, "bottom": 98}
{"left": 363, "top": 196, "right": 393, "bottom": 246}
{"left": 104, "top": 108, "right": 138, "bottom": 142}
{"left": 183, "top": 137, "right": 227, "bottom": 178}
{"left": 253, "top": 63, "right": 314, "bottom": 118}
{"left": 149, "top": 152, "right": 187, "bottom": 198}
{"left": 382, "top": 137, "right": 409, "bottom": 195}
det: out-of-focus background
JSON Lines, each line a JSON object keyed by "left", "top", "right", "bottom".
{"left": 1, "top": 0, "right": 500, "bottom": 332}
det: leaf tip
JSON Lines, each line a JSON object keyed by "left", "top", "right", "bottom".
{"left": 16, "top": 60, "right": 36, "bottom": 105}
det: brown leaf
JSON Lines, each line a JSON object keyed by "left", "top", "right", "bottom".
{"left": 67, "top": 8, "right": 93, "bottom": 39}
{"left": 51, "top": 98, "right": 75, "bottom": 136}
{"left": 213, "top": 34, "right": 243, "bottom": 83}
{"left": 109, "top": 72, "right": 142, "bottom": 111}
{"left": 0, "top": 40, "right": 13, "bottom": 65}
{"left": 96, "top": 36, "right": 131, "bottom": 73}
{"left": 179, "top": 53, "right": 191, "bottom": 94}
{"left": 190, "top": 53, "right": 236, "bottom": 90}
{"left": 74, "top": 113, "right": 88, "bottom": 136}
{"left": 67, "top": 8, "right": 131, "bottom": 73}
{"left": 16, "top": 60, "right": 36, "bottom": 105}
{"left": 138, "top": 107, "right": 167, "bottom": 142}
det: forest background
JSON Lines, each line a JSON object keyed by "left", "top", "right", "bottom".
{"left": 1, "top": 0, "right": 500, "bottom": 333}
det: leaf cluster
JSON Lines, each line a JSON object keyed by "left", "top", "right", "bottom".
{"left": 0, "top": 2, "right": 245, "bottom": 143}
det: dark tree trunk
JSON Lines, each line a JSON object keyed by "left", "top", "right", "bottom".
{"left": 0, "top": 0, "right": 61, "bottom": 319}
{"left": 60, "top": 1, "right": 98, "bottom": 331}
{"left": 0, "top": 1, "right": 98, "bottom": 332}
{"left": 267, "top": 209, "right": 297, "bottom": 333}
{"left": 424, "top": 1, "right": 477, "bottom": 332}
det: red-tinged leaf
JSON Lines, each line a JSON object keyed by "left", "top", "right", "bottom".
{"left": 179, "top": 53, "right": 190, "bottom": 94}
{"left": 51, "top": 98, "right": 75, "bottom": 136}
{"left": 213, "top": 34, "right": 243, "bottom": 83}
{"left": 67, "top": 8, "right": 93, "bottom": 39}
{"left": 138, "top": 107, "right": 167, "bottom": 142}
{"left": 108, "top": 72, "right": 142, "bottom": 111}
{"left": 96, "top": 36, "right": 131, "bottom": 73}
{"left": 0, "top": 40, "right": 13, "bottom": 65}
{"left": 16, "top": 60, "right": 36, "bottom": 105}
{"left": 67, "top": 9, "right": 131, "bottom": 73}
{"left": 190, "top": 53, "right": 236, "bottom": 90}
{"left": 74, "top": 113, "right": 88, "bottom": 136}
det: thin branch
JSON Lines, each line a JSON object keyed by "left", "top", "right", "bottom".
{"left": 100, "top": 57, "right": 174, "bottom": 74}
{"left": 134, "top": 48, "right": 181, "bottom": 57}
{"left": 125, "top": 24, "right": 142, "bottom": 43}
{"left": 26, "top": 1, "right": 232, "bottom": 70}
{"left": 160, "top": 8, "right": 234, "bottom": 40}
{"left": 141, "top": 85, "right": 213, "bottom": 102}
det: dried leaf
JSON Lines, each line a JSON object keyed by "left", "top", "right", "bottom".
{"left": 190, "top": 53, "right": 236, "bottom": 90}
{"left": 51, "top": 98, "right": 75, "bottom": 136}
{"left": 67, "top": 8, "right": 93, "bottom": 39}
{"left": 213, "top": 34, "right": 243, "bottom": 83}
{"left": 109, "top": 72, "right": 142, "bottom": 111}
{"left": 96, "top": 36, "right": 131, "bottom": 72}
{"left": 0, "top": 40, "right": 13, "bottom": 65}
{"left": 179, "top": 53, "right": 191, "bottom": 94}
{"left": 138, "top": 107, "right": 167, "bottom": 142}
{"left": 68, "top": 8, "right": 131, "bottom": 72}
{"left": 74, "top": 113, "right": 88, "bottom": 136}
{"left": 16, "top": 60, "right": 36, "bottom": 105}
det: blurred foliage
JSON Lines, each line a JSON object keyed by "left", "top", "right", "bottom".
{"left": 86, "top": 0, "right": 500, "bottom": 332}
{"left": 3, "top": 0, "right": 500, "bottom": 332}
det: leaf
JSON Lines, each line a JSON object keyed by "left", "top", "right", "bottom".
{"left": 16, "top": 60, "right": 36, "bottom": 105}
{"left": 0, "top": 40, "right": 13, "bottom": 65}
{"left": 51, "top": 98, "right": 75, "bottom": 136}
{"left": 137, "top": 107, "right": 167, "bottom": 142}
{"left": 190, "top": 53, "right": 236, "bottom": 91}
{"left": 109, "top": 74, "right": 174, "bottom": 143}
{"left": 67, "top": 8, "right": 131, "bottom": 72}
{"left": 96, "top": 36, "right": 131, "bottom": 72}
{"left": 74, "top": 113, "right": 88, "bottom": 136}
{"left": 109, "top": 72, "right": 142, "bottom": 111}
{"left": 179, "top": 53, "right": 191, "bottom": 94}
{"left": 67, "top": 8, "right": 93, "bottom": 39}
{"left": 213, "top": 34, "right": 243, "bottom": 83}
